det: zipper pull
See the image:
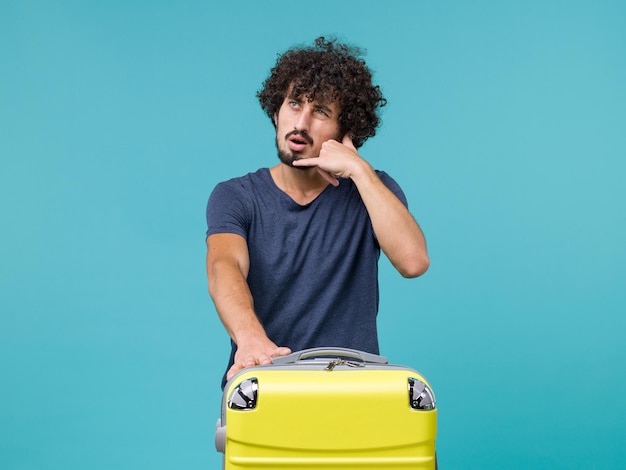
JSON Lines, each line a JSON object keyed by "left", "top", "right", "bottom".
{"left": 325, "top": 359, "right": 365, "bottom": 371}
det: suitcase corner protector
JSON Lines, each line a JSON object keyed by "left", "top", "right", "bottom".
{"left": 215, "top": 418, "right": 226, "bottom": 453}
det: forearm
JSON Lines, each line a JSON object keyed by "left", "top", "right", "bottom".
{"left": 208, "top": 259, "right": 266, "bottom": 344}
{"left": 351, "top": 163, "right": 429, "bottom": 278}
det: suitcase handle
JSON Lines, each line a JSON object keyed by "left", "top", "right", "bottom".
{"left": 271, "top": 347, "right": 388, "bottom": 365}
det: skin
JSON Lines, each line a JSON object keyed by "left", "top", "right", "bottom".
{"left": 206, "top": 93, "right": 429, "bottom": 381}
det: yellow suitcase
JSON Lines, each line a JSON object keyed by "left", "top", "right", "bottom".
{"left": 215, "top": 348, "right": 437, "bottom": 469}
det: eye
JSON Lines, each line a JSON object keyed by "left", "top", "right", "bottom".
{"left": 288, "top": 100, "right": 300, "bottom": 109}
{"left": 316, "top": 108, "right": 329, "bottom": 117}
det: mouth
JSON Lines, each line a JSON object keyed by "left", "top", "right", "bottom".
{"left": 286, "top": 131, "right": 313, "bottom": 152}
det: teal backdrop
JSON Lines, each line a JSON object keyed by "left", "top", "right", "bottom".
{"left": 1, "top": 1, "right": 625, "bottom": 468}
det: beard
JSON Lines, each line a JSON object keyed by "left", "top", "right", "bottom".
{"left": 275, "top": 130, "right": 314, "bottom": 169}
{"left": 277, "top": 148, "right": 303, "bottom": 168}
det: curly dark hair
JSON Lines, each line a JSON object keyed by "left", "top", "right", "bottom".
{"left": 257, "top": 37, "right": 387, "bottom": 149}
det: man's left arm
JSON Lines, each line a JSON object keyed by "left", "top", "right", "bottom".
{"left": 293, "top": 134, "right": 429, "bottom": 278}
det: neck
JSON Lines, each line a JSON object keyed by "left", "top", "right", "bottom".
{"left": 270, "top": 164, "right": 329, "bottom": 205}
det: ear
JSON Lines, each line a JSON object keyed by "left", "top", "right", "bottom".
{"left": 273, "top": 112, "right": 278, "bottom": 127}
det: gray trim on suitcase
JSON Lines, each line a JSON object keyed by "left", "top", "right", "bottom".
{"left": 271, "top": 347, "right": 388, "bottom": 365}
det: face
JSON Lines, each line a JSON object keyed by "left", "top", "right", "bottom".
{"left": 274, "top": 94, "right": 342, "bottom": 167}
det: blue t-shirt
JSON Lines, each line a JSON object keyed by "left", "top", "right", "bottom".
{"left": 206, "top": 168, "right": 408, "bottom": 384}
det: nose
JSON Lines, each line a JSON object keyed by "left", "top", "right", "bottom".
{"left": 294, "top": 106, "right": 312, "bottom": 132}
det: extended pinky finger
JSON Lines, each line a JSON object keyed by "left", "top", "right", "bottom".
{"left": 316, "top": 168, "right": 340, "bottom": 187}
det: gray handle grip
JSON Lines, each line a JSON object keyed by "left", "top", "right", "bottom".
{"left": 271, "top": 347, "right": 388, "bottom": 365}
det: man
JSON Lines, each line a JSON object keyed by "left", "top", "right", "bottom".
{"left": 206, "top": 37, "right": 429, "bottom": 387}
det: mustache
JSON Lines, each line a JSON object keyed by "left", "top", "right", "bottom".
{"left": 285, "top": 130, "right": 314, "bottom": 145}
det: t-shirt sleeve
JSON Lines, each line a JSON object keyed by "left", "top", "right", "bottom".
{"left": 376, "top": 171, "right": 409, "bottom": 208}
{"left": 205, "top": 181, "right": 249, "bottom": 240}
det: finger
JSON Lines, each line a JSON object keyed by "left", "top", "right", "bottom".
{"left": 342, "top": 132, "right": 356, "bottom": 150}
{"left": 272, "top": 347, "right": 292, "bottom": 357}
{"left": 243, "top": 356, "right": 257, "bottom": 367}
{"left": 291, "top": 158, "right": 317, "bottom": 167}
{"left": 226, "top": 363, "right": 243, "bottom": 381}
{"left": 316, "top": 167, "right": 340, "bottom": 187}
{"left": 257, "top": 353, "right": 272, "bottom": 365}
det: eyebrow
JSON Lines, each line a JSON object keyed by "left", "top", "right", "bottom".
{"left": 289, "top": 93, "right": 336, "bottom": 116}
{"left": 314, "top": 103, "right": 334, "bottom": 116}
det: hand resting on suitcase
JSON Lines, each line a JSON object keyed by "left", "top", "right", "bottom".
{"left": 227, "top": 334, "right": 291, "bottom": 381}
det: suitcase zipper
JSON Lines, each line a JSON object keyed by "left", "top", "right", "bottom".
{"left": 325, "top": 359, "right": 366, "bottom": 371}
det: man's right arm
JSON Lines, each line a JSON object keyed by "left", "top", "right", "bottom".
{"left": 206, "top": 233, "right": 291, "bottom": 380}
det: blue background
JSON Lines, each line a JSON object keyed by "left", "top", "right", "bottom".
{"left": 1, "top": 1, "right": 624, "bottom": 468}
